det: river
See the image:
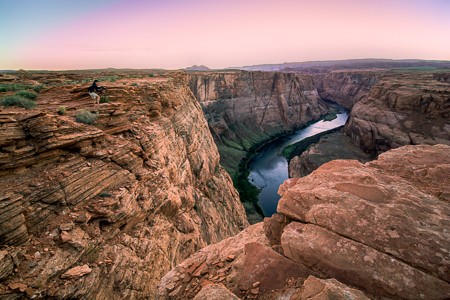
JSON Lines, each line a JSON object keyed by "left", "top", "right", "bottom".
{"left": 247, "top": 109, "right": 349, "bottom": 216}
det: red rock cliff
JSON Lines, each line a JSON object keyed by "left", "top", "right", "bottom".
{"left": 0, "top": 72, "right": 248, "bottom": 298}
{"left": 314, "top": 70, "right": 380, "bottom": 109}
{"left": 344, "top": 72, "right": 450, "bottom": 154}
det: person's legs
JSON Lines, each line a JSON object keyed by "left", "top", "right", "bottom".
{"left": 89, "top": 92, "right": 99, "bottom": 105}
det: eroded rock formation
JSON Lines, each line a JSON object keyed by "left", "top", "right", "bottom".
{"left": 288, "top": 131, "right": 373, "bottom": 178}
{"left": 314, "top": 70, "right": 380, "bottom": 109}
{"left": 344, "top": 72, "right": 450, "bottom": 154}
{"left": 189, "top": 71, "right": 329, "bottom": 176}
{"left": 288, "top": 71, "right": 449, "bottom": 178}
{"left": 158, "top": 144, "right": 450, "bottom": 299}
{"left": 0, "top": 73, "right": 248, "bottom": 298}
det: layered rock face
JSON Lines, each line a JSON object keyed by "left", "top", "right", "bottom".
{"left": 344, "top": 72, "right": 450, "bottom": 154}
{"left": 158, "top": 144, "right": 450, "bottom": 299}
{"left": 288, "top": 131, "right": 373, "bottom": 178}
{"left": 314, "top": 70, "right": 380, "bottom": 109}
{"left": 189, "top": 71, "right": 328, "bottom": 176}
{"left": 0, "top": 73, "right": 248, "bottom": 298}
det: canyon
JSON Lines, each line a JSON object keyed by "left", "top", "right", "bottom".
{"left": 0, "top": 66, "right": 449, "bottom": 299}
{"left": 189, "top": 71, "right": 330, "bottom": 178}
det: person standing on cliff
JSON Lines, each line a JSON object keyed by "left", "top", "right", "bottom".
{"left": 88, "top": 80, "right": 105, "bottom": 106}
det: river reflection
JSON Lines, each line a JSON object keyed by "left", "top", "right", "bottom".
{"left": 248, "top": 109, "right": 348, "bottom": 216}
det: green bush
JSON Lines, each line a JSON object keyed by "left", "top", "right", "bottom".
{"left": 58, "top": 106, "right": 66, "bottom": 115}
{"left": 1, "top": 95, "right": 36, "bottom": 109}
{"left": 33, "top": 84, "right": 45, "bottom": 93}
{"left": 75, "top": 109, "right": 97, "bottom": 125}
{"left": 0, "top": 83, "right": 34, "bottom": 92}
{"left": 100, "top": 95, "right": 109, "bottom": 103}
{"left": 15, "top": 90, "right": 37, "bottom": 99}
{"left": 98, "top": 76, "right": 118, "bottom": 82}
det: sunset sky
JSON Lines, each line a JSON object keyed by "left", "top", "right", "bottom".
{"left": 1, "top": 0, "right": 449, "bottom": 70}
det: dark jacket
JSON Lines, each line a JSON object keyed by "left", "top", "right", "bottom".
{"left": 88, "top": 82, "right": 104, "bottom": 93}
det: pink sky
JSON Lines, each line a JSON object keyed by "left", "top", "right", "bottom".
{"left": 2, "top": 0, "right": 450, "bottom": 70}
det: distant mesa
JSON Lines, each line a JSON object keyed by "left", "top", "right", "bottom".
{"left": 185, "top": 65, "right": 211, "bottom": 71}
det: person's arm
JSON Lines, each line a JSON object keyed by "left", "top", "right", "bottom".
{"left": 95, "top": 86, "right": 105, "bottom": 92}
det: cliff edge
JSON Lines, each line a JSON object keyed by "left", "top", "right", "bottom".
{"left": 0, "top": 72, "right": 248, "bottom": 299}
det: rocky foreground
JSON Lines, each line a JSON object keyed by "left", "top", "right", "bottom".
{"left": 158, "top": 144, "right": 450, "bottom": 299}
{"left": 0, "top": 72, "right": 248, "bottom": 298}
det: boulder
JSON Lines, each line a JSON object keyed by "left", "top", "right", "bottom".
{"left": 293, "top": 276, "right": 370, "bottom": 300}
{"left": 193, "top": 283, "right": 239, "bottom": 300}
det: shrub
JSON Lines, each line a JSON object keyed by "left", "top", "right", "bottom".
{"left": 75, "top": 109, "right": 97, "bottom": 125}
{"left": 33, "top": 84, "right": 45, "bottom": 93}
{"left": 58, "top": 106, "right": 66, "bottom": 115}
{"left": 15, "top": 90, "right": 37, "bottom": 100}
{"left": 98, "top": 76, "right": 118, "bottom": 82}
{"left": 148, "top": 73, "right": 155, "bottom": 77}
{"left": 131, "top": 83, "right": 138, "bottom": 86}
{"left": 0, "top": 83, "right": 34, "bottom": 92}
{"left": 1, "top": 95, "right": 36, "bottom": 109}
{"left": 100, "top": 95, "right": 109, "bottom": 103}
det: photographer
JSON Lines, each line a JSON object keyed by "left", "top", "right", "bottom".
{"left": 88, "top": 80, "right": 106, "bottom": 105}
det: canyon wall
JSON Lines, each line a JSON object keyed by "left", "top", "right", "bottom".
{"left": 314, "top": 70, "right": 380, "bottom": 109}
{"left": 0, "top": 73, "right": 248, "bottom": 299}
{"left": 158, "top": 144, "right": 450, "bottom": 299}
{"left": 289, "top": 71, "right": 449, "bottom": 177}
{"left": 288, "top": 131, "right": 373, "bottom": 178}
{"left": 344, "top": 72, "right": 450, "bottom": 154}
{"left": 189, "top": 71, "right": 329, "bottom": 177}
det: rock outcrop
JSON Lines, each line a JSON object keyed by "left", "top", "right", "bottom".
{"left": 158, "top": 144, "right": 450, "bottom": 299}
{"left": 344, "top": 72, "right": 450, "bottom": 154}
{"left": 288, "top": 131, "right": 373, "bottom": 178}
{"left": 314, "top": 70, "right": 380, "bottom": 109}
{"left": 0, "top": 72, "right": 248, "bottom": 299}
{"left": 189, "top": 71, "right": 329, "bottom": 177}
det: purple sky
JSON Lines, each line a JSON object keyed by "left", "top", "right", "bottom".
{"left": 1, "top": 0, "right": 449, "bottom": 70}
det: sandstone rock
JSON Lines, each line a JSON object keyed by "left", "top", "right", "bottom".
{"left": 61, "top": 264, "right": 92, "bottom": 279}
{"left": 344, "top": 72, "right": 450, "bottom": 154}
{"left": 288, "top": 131, "right": 373, "bottom": 178}
{"left": 282, "top": 222, "right": 449, "bottom": 299}
{"left": 158, "top": 223, "right": 311, "bottom": 299}
{"left": 193, "top": 283, "right": 239, "bottom": 300}
{"left": 60, "top": 227, "right": 89, "bottom": 249}
{"left": 160, "top": 145, "right": 450, "bottom": 299}
{"left": 293, "top": 276, "right": 370, "bottom": 300}
{"left": 263, "top": 213, "right": 290, "bottom": 247}
{"left": 314, "top": 70, "right": 380, "bottom": 109}
{"left": 59, "top": 222, "right": 74, "bottom": 231}
{"left": 0, "top": 72, "right": 248, "bottom": 299}
{"left": 0, "top": 194, "right": 28, "bottom": 246}
{"left": 278, "top": 145, "right": 450, "bottom": 299}
{"left": 158, "top": 223, "right": 269, "bottom": 299}
{"left": 237, "top": 241, "right": 310, "bottom": 293}
{"left": 0, "top": 250, "right": 14, "bottom": 280}
{"left": 8, "top": 282, "right": 28, "bottom": 292}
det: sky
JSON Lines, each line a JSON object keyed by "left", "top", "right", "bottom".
{"left": 1, "top": 0, "right": 449, "bottom": 70}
